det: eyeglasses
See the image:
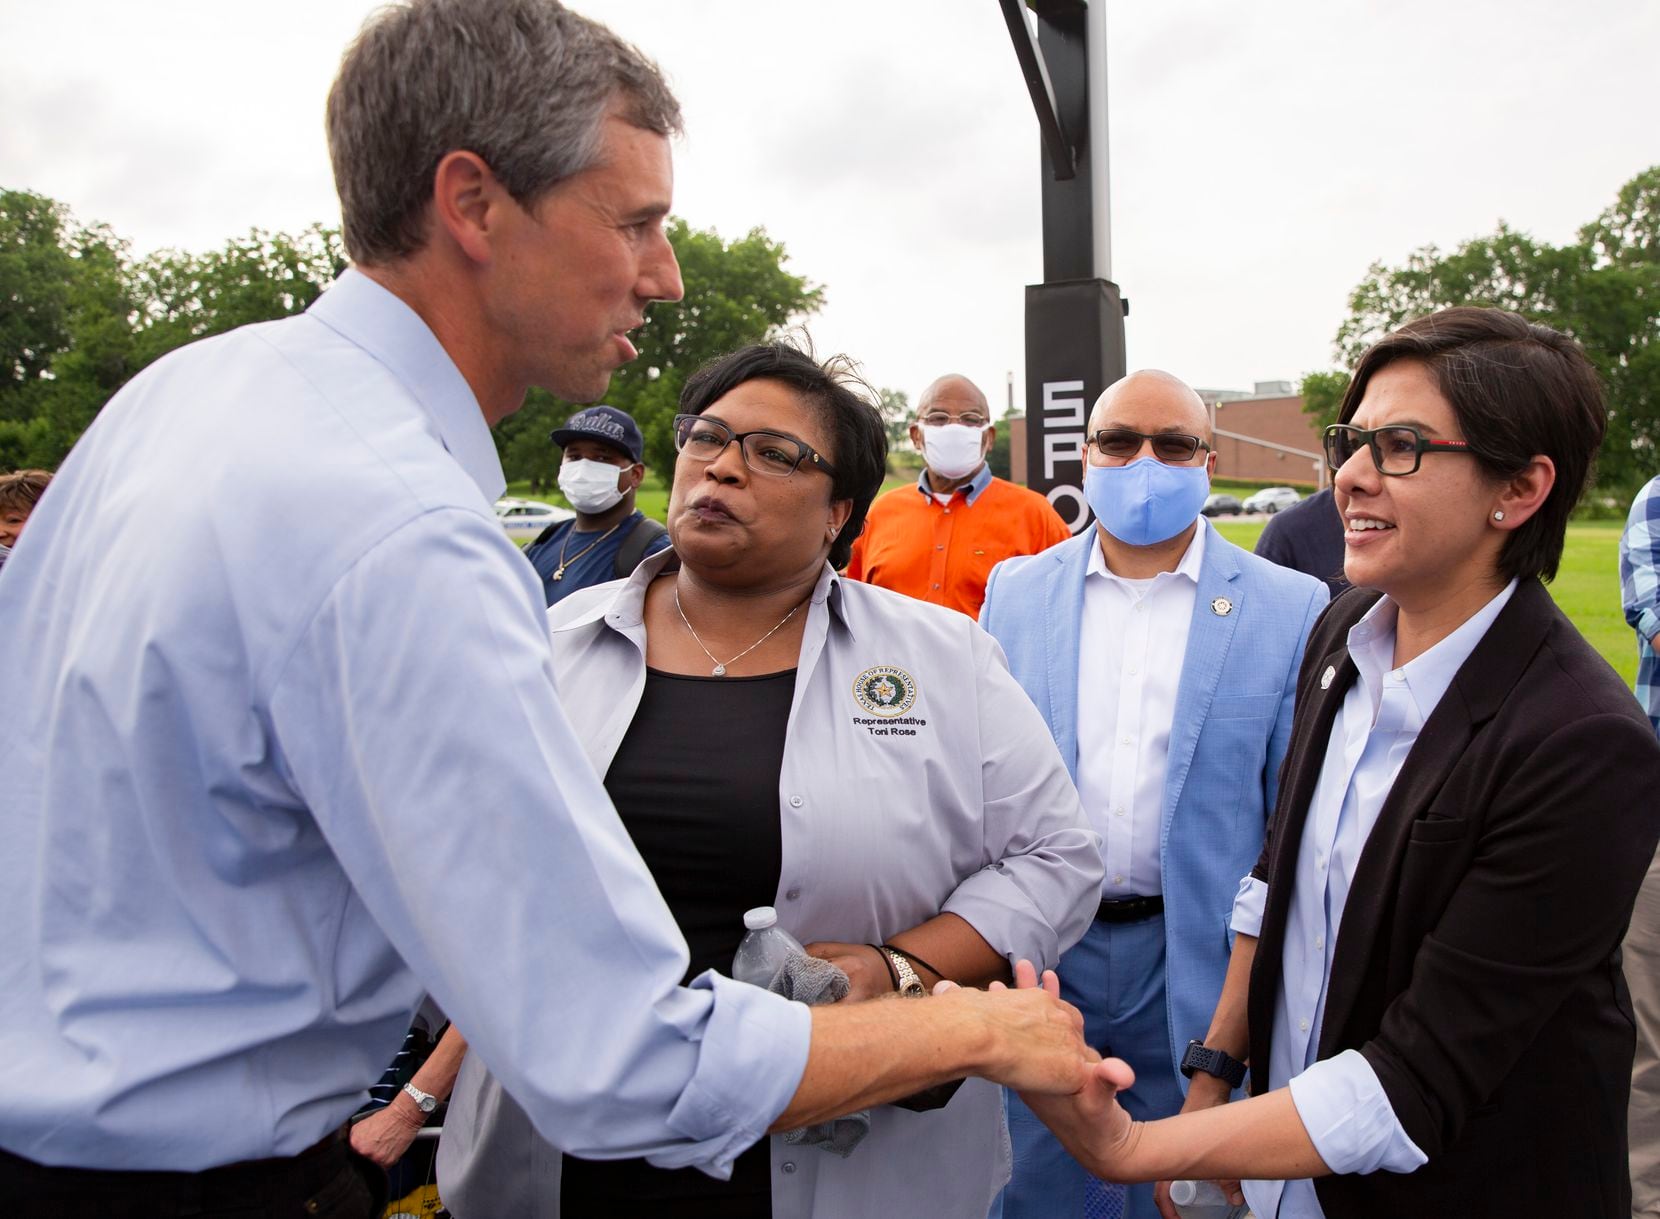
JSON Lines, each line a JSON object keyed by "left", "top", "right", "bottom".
{"left": 1323, "top": 424, "right": 1473, "bottom": 476}
{"left": 919, "top": 411, "right": 990, "bottom": 430}
{"left": 1087, "top": 428, "right": 1210, "bottom": 464}
{"left": 673, "top": 413, "right": 838, "bottom": 479}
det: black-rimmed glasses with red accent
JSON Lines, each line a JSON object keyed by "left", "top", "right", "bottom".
{"left": 1323, "top": 424, "right": 1473, "bottom": 477}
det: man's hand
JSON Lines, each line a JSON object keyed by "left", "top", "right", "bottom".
{"left": 805, "top": 940, "right": 894, "bottom": 1002}
{"left": 995, "top": 961, "right": 1139, "bottom": 1179}
{"left": 348, "top": 1097, "right": 426, "bottom": 1169}
{"left": 1153, "top": 1074, "right": 1243, "bottom": 1218}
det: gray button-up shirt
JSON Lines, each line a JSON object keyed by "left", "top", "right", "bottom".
{"left": 440, "top": 550, "right": 1103, "bottom": 1218}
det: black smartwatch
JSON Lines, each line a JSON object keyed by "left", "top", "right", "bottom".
{"left": 1179, "top": 1039, "right": 1247, "bottom": 1089}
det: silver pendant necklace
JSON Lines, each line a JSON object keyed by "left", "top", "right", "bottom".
{"left": 551, "top": 519, "right": 623, "bottom": 582}
{"left": 673, "top": 587, "right": 806, "bottom": 676}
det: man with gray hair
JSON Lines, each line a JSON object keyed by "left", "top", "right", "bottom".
{"left": 0, "top": 4, "right": 1099, "bottom": 1216}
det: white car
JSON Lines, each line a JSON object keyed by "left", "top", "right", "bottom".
{"left": 495, "top": 498, "right": 574, "bottom": 540}
{"left": 1242, "top": 486, "right": 1302, "bottom": 515}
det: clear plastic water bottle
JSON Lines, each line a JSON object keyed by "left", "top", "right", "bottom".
{"left": 731, "top": 906, "right": 804, "bottom": 989}
{"left": 1168, "top": 1179, "right": 1248, "bottom": 1218}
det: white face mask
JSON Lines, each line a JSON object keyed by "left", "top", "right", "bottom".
{"left": 558, "top": 458, "right": 628, "bottom": 515}
{"left": 920, "top": 423, "right": 987, "bottom": 481}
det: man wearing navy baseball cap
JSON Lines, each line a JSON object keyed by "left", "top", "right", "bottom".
{"left": 524, "top": 404, "right": 671, "bottom": 605}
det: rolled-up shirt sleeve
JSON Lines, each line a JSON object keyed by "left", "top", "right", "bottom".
{"left": 1230, "top": 874, "right": 1268, "bottom": 939}
{"left": 940, "top": 627, "right": 1104, "bottom": 970}
{"left": 267, "top": 508, "right": 808, "bottom": 1173}
{"left": 1287, "top": 1048, "right": 1427, "bottom": 1175}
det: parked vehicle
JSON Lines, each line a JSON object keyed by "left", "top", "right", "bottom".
{"left": 495, "top": 498, "right": 574, "bottom": 539}
{"left": 1201, "top": 493, "right": 1243, "bottom": 518}
{"left": 1241, "top": 486, "right": 1301, "bottom": 515}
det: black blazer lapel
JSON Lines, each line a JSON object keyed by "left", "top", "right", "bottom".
{"left": 1247, "top": 641, "right": 1359, "bottom": 1093}
{"left": 1315, "top": 579, "right": 1557, "bottom": 1054}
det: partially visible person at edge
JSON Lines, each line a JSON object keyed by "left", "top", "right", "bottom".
{"left": 522, "top": 403, "right": 670, "bottom": 605}
{"left": 1255, "top": 485, "right": 1348, "bottom": 597}
{"left": 845, "top": 374, "right": 1070, "bottom": 618}
{"left": 0, "top": 4, "right": 1105, "bottom": 1217}
{"left": 1620, "top": 471, "right": 1660, "bottom": 1218}
{"left": 0, "top": 468, "right": 51, "bottom": 573}
{"left": 981, "top": 371, "right": 1327, "bottom": 1219}
{"left": 429, "top": 342, "right": 1102, "bottom": 1219}
{"left": 1003, "top": 307, "right": 1660, "bottom": 1219}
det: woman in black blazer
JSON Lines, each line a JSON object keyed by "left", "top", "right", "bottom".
{"left": 1012, "top": 308, "right": 1660, "bottom": 1218}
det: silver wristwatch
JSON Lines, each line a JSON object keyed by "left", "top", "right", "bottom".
{"left": 885, "top": 948, "right": 927, "bottom": 998}
{"left": 402, "top": 1081, "right": 438, "bottom": 1113}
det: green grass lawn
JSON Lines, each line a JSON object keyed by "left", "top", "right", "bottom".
{"left": 505, "top": 478, "right": 1641, "bottom": 690}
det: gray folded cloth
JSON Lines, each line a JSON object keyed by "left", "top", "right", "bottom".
{"left": 771, "top": 952, "right": 871, "bottom": 1158}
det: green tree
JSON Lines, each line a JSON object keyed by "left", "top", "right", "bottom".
{"left": 495, "top": 218, "right": 823, "bottom": 487}
{"left": 0, "top": 190, "right": 347, "bottom": 471}
{"left": 987, "top": 413, "right": 1017, "bottom": 480}
{"left": 0, "top": 189, "right": 138, "bottom": 467}
{"left": 1298, "top": 370, "right": 1351, "bottom": 432}
{"left": 1330, "top": 166, "right": 1660, "bottom": 490}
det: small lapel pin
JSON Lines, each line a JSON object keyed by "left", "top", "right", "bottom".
{"left": 1320, "top": 665, "right": 1336, "bottom": 690}
{"left": 1210, "top": 596, "right": 1233, "bottom": 617}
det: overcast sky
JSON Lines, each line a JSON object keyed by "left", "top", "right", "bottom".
{"left": 4, "top": 0, "right": 1656, "bottom": 414}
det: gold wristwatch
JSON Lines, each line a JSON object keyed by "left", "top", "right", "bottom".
{"left": 885, "top": 948, "right": 927, "bottom": 997}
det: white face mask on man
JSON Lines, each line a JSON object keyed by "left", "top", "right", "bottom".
{"left": 558, "top": 458, "right": 627, "bottom": 514}
{"left": 920, "top": 424, "right": 987, "bottom": 481}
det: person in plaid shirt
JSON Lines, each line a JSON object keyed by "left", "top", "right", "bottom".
{"left": 1625, "top": 474, "right": 1660, "bottom": 733}
{"left": 1622, "top": 473, "right": 1660, "bottom": 1218}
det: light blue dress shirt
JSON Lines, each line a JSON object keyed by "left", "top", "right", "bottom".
{"left": 0, "top": 269, "right": 810, "bottom": 1173}
{"left": 1229, "top": 580, "right": 1517, "bottom": 1216}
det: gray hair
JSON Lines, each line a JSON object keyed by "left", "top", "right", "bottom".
{"left": 326, "top": 0, "right": 682, "bottom": 265}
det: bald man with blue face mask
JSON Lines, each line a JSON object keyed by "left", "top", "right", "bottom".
{"left": 981, "top": 371, "right": 1330, "bottom": 1219}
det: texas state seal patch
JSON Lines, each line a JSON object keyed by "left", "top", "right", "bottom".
{"left": 852, "top": 665, "right": 919, "bottom": 717}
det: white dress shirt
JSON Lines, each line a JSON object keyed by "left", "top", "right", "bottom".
{"left": 439, "top": 551, "right": 1103, "bottom": 1219}
{"left": 1230, "top": 580, "right": 1518, "bottom": 1216}
{"left": 0, "top": 269, "right": 809, "bottom": 1173}
{"left": 1075, "top": 525, "right": 1204, "bottom": 896}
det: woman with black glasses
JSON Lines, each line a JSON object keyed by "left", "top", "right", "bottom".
{"left": 1008, "top": 307, "right": 1660, "bottom": 1219}
{"left": 435, "top": 342, "right": 1102, "bottom": 1219}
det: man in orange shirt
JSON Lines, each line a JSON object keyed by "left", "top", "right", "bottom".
{"left": 847, "top": 373, "right": 1072, "bottom": 617}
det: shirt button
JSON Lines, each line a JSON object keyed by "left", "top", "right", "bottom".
{"left": 1134, "top": 602, "right": 1145, "bottom": 612}
{"left": 1391, "top": 669, "right": 1406, "bottom": 682}
{"left": 1114, "top": 808, "right": 1125, "bottom": 818}
{"left": 935, "top": 544, "right": 945, "bottom": 551}
{"left": 1127, "top": 666, "right": 1139, "bottom": 675}
{"left": 1299, "top": 1018, "right": 1310, "bottom": 1032}
{"left": 932, "top": 582, "right": 941, "bottom": 589}
{"left": 943, "top": 509, "right": 952, "bottom": 515}
{"left": 1121, "top": 736, "right": 1133, "bottom": 746}
{"left": 789, "top": 795, "right": 804, "bottom": 808}
{"left": 1316, "top": 853, "right": 1326, "bottom": 870}
{"left": 782, "top": 1161, "right": 797, "bottom": 1174}
{"left": 1315, "top": 934, "right": 1325, "bottom": 949}
{"left": 1113, "top": 875, "right": 1124, "bottom": 886}
{"left": 785, "top": 888, "right": 801, "bottom": 901}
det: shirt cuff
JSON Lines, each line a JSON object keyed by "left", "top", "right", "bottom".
{"left": 649, "top": 971, "right": 812, "bottom": 1175}
{"left": 1229, "top": 875, "right": 1267, "bottom": 939}
{"left": 1638, "top": 606, "right": 1660, "bottom": 643}
{"left": 1286, "top": 1048, "right": 1427, "bottom": 1176}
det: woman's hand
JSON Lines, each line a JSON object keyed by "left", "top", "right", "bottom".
{"left": 804, "top": 940, "right": 895, "bottom": 1002}
{"left": 1153, "top": 1075, "right": 1243, "bottom": 1218}
{"left": 348, "top": 1097, "right": 426, "bottom": 1169}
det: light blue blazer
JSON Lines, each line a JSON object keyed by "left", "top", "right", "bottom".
{"left": 980, "top": 521, "right": 1328, "bottom": 1082}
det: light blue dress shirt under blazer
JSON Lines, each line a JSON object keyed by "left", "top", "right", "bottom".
{"left": 1230, "top": 580, "right": 1518, "bottom": 1217}
{"left": 0, "top": 270, "right": 810, "bottom": 1173}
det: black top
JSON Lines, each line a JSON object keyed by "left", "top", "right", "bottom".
{"left": 1253, "top": 487, "right": 1349, "bottom": 596}
{"left": 560, "top": 667, "right": 795, "bottom": 1218}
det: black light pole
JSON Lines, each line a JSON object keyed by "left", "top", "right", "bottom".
{"left": 1000, "top": 0, "right": 1127, "bottom": 533}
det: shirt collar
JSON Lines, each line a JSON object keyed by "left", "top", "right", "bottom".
{"left": 913, "top": 462, "right": 994, "bottom": 505}
{"left": 1345, "top": 578, "right": 1520, "bottom": 722}
{"left": 307, "top": 268, "right": 506, "bottom": 502}
{"left": 568, "top": 547, "right": 857, "bottom": 643}
{"left": 1086, "top": 518, "right": 1207, "bottom": 587}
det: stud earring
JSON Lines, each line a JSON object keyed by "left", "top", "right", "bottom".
{"left": 1492, "top": 510, "right": 1505, "bottom": 521}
